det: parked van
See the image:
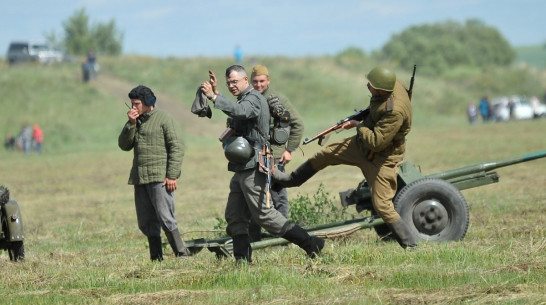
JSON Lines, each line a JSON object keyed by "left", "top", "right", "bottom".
{"left": 6, "top": 41, "right": 64, "bottom": 65}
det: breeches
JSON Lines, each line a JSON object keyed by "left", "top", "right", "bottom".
{"left": 309, "top": 136, "right": 401, "bottom": 224}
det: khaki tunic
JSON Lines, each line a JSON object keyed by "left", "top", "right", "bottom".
{"left": 309, "top": 80, "right": 412, "bottom": 224}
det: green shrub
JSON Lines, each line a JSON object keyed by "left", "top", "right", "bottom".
{"left": 289, "top": 183, "right": 350, "bottom": 226}
{"left": 211, "top": 183, "right": 350, "bottom": 232}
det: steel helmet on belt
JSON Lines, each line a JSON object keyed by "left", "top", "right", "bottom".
{"left": 366, "top": 67, "right": 396, "bottom": 92}
{"left": 223, "top": 136, "right": 254, "bottom": 163}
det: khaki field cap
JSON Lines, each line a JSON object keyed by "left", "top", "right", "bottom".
{"left": 366, "top": 67, "right": 396, "bottom": 92}
{"left": 251, "top": 65, "right": 269, "bottom": 78}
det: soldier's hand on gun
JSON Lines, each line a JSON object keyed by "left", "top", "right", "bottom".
{"left": 341, "top": 120, "right": 359, "bottom": 129}
{"left": 163, "top": 178, "right": 177, "bottom": 192}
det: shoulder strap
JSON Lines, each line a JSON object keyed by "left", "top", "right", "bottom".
{"left": 385, "top": 96, "right": 394, "bottom": 112}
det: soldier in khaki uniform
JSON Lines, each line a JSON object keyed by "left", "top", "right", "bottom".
{"left": 248, "top": 64, "right": 305, "bottom": 242}
{"left": 273, "top": 66, "right": 417, "bottom": 249}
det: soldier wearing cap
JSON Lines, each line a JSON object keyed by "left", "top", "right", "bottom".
{"left": 248, "top": 64, "right": 305, "bottom": 242}
{"left": 118, "top": 85, "right": 189, "bottom": 261}
{"left": 200, "top": 65, "right": 324, "bottom": 263}
{"left": 273, "top": 66, "right": 417, "bottom": 249}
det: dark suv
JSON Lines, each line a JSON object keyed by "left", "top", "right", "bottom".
{"left": 6, "top": 41, "right": 63, "bottom": 65}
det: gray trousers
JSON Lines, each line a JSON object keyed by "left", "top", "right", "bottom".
{"left": 225, "top": 167, "right": 293, "bottom": 237}
{"left": 269, "top": 160, "right": 289, "bottom": 217}
{"left": 134, "top": 182, "right": 179, "bottom": 237}
{"left": 249, "top": 161, "right": 289, "bottom": 239}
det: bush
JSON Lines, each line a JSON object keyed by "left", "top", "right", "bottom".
{"left": 289, "top": 183, "right": 350, "bottom": 226}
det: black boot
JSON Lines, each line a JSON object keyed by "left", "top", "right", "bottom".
{"left": 165, "top": 228, "right": 189, "bottom": 257}
{"left": 387, "top": 218, "right": 418, "bottom": 249}
{"left": 282, "top": 225, "right": 325, "bottom": 258}
{"left": 272, "top": 160, "right": 318, "bottom": 191}
{"left": 148, "top": 236, "right": 163, "bottom": 261}
{"left": 248, "top": 220, "right": 263, "bottom": 243}
{"left": 232, "top": 235, "right": 252, "bottom": 264}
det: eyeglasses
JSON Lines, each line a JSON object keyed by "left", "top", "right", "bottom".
{"left": 226, "top": 78, "right": 243, "bottom": 87}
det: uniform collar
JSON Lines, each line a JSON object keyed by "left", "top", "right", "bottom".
{"left": 237, "top": 86, "right": 254, "bottom": 100}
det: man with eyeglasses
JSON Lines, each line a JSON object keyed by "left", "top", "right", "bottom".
{"left": 200, "top": 65, "right": 324, "bottom": 263}
{"left": 247, "top": 64, "right": 304, "bottom": 243}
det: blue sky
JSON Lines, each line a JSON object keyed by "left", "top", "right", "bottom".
{"left": 1, "top": 0, "right": 545, "bottom": 58}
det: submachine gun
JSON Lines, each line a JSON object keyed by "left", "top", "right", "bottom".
{"left": 303, "top": 65, "right": 417, "bottom": 146}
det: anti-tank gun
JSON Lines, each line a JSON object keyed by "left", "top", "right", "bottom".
{"left": 183, "top": 150, "right": 546, "bottom": 257}
{"left": 339, "top": 150, "right": 546, "bottom": 241}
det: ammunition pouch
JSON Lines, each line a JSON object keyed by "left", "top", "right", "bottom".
{"left": 271, "top": 125, "right": 290, "bottom": 145}
{"left": 271, "top": 113, "right": 291, "bottom": 145}
{"left": 267, "top": 95, "right": 291, "bottom": 145}
{"left": 219, "top": 127, "right": 236, "bottom": 142}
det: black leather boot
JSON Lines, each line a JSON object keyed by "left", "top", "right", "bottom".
{"left": 232, "top": 235, "right": 252, "bottom": 264}
{"left": 165, "top": 228, "right": 189, "bottom": 257}
{"left": 387, "top": 218, "right": 418, "bottom": 249}
{"left": 148, "top": 236, "right": 163, "bottom": 261}
{"left": 248, "top": 220, "right": 263, "bottom": 243}
{"left": 272, "top": 160, "right": 318, "bottom": 191}
{"left": 282, "top": 225, "right": 325, "bottom": 258}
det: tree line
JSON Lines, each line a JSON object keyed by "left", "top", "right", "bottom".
{"left": 376, "top": 19, "right": 515, "bottom": 75}
{"left": 49, "top": 9, "right": 516, "bottom": 75}
{"left": 45, "top": 8, "right": 123, "bottom": 56}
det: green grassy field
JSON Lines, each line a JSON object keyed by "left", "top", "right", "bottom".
{"left": 0, "top": 59, "right": 545, "bottom": 304}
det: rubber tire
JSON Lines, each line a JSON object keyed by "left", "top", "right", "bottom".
{"left": 8, "top": 241, "right": 24, "bottom": 261}
{"left": 393, "top": 178, "right": 469, "bottom": 242}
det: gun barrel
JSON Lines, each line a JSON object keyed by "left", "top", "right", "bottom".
{"left": 427, "top": 150, "right": 546, "bottom": 180}
{"left": 184, "top": 216, "right": 384, "bottom": 255}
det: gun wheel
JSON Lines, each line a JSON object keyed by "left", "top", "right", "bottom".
{"left": 394, "top": 178, "right": 469, "bottom": 242}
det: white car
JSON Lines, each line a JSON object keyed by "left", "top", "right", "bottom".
{"left": 491, "top": 95, "right": 546, "bottom": 121}
{"left": 6, "top": 41, "right": 65, "bottom": 65}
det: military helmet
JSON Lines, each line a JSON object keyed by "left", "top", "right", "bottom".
{"left": 223, "top": 136, "right": 254, "bottom": 163}
{"left": 366, "top": 67, "right": 396, "bottom": 92}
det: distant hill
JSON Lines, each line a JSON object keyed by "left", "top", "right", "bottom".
{"left": 514, "top": 45, "right": 546, "bottom": 69}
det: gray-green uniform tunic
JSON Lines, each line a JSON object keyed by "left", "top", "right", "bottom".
{"left": 214, "top": 86, "right": 294, "bottom": 237}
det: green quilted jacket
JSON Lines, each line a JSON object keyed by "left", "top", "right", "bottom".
{"left": 118, "top": 108, "right": 184, "bottom": 185}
